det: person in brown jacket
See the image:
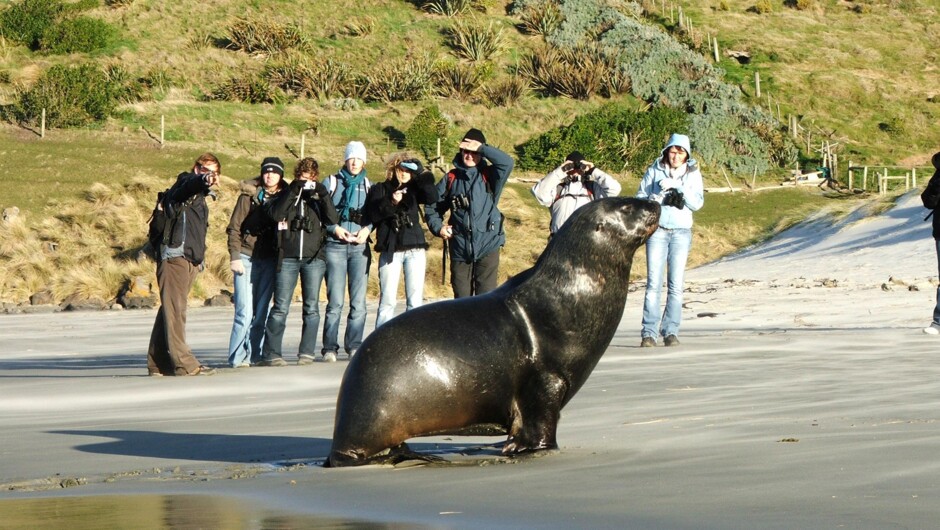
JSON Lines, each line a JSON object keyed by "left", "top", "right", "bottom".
{"left": 225, "top": 157, "right": 288, "bottom": 367}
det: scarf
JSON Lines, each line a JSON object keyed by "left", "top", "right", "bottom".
{"left": 338, "top": 167, "right": 367, "bottom": 221}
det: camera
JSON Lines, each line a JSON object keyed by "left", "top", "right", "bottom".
{"left": 392, "top": 211, "right": 414, "bottom": 232}
{"left": 451, "top": 194, "right": 470, "bottom": 211}
{"left": 290, "top": 216, "right": 316, "bottom": 233}
{"left": 661, "top": 188, "right": 685, "bottom": 209}
{"left": 343, "top": 208, "right": 363, "bottom": 225}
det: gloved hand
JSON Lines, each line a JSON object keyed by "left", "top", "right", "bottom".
{"left": 662, "top": 188, "right": 686, "bottom": 209}
{"left": 310, "top": 181, "right": 330, "bottom": 200}
{"left": 659, "top": 177, "right": 679, "bottom": 190}
{"left": 231, "top": 259, "right": 246, "bottom": 275}
{"left": 289, "top": 178, "right": 307, "bottom": 194}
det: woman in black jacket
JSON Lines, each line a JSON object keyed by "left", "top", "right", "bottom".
{"left": 367, "top": 154, "right": 440, "bottom": 328}
{"left": 920, "top": 151, "right": 940, "bottom": 334}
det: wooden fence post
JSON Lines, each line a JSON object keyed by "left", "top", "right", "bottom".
{"left": 754, "top": 72, "right": 761, "bottom": 99}
{"left": 712, "top": 35, "right": 719, "bottom": 62}
{"left": 160, "top": 115, "right": 165, "bottom": 148}
{"left": 300, "top": 133, "right": 306, "bottom": 159}
{"left": 41, "top": 108, "right": 46, "bottom": 138}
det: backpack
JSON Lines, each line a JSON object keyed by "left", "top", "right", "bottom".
{"left": 144, "top": 188, "right": 197, "bottom": 261}
{"left": 445, "top": 166, "right": 494, "bottom": 196}
{"left": 552, "top": 180, "right": 595, "bottom": 206}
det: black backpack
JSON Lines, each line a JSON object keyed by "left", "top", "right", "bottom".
{"left": 144, "top": 188, "right": 196, "bottom": 261}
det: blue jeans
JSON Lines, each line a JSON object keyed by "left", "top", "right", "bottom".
{"left": 248, "top": 256, "right": 277, "bottom": 364}
{"left": 228, "top": 253, "right": 254, "bottom": 367}
{"left": 262, "top": 256, "right": 326, "bottom": 360}
{"left": 376, "top": 248, "right": 427, "bottom": 328}
{"left": 642, "top": 227, "right": 692, "bottom": 339}
{"left": 933, "top": 240, "right": 940, "bottom": 325}
{"left": 324, "top": 240, "right": 370, "bottom": 354}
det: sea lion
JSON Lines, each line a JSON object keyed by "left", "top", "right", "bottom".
{"left": 326, "top": 197, "right": 660, "bottom": 467}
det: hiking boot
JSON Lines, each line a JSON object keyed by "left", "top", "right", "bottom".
{"left": 664, "top": 335, "right": 680, "bottom": 347}
{"left": 233, "top": 362, "right": 250, "bottom": 369}
{"left": 297, "top": 354, "right": 316, "bottom": 366}
{"left": 188, "top": 365, "right": 216, "bottom": 376}
{"left": 322, "top": 351, "right": 337, "bottom": 363}
{"left": 257, "top": 357, "right": 287, "bottom": 367}
{"left": 924, "top": 324, "right": 940, "bottom": 335}
{"left": 640, "top": 337, "right": 656, "bottom": 348}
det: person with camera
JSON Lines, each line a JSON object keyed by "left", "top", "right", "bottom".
{"left": 636, "top": 133, "right": 705, "bottom": 348}
{"left": 147, "top": 153, "right": 221, "bottom": 376}
{"left": 366, "top": 154, "right": 440, "bottom": 328}
{"left": 322, "top": 141, "right": 373, "bottom": 362}
{"left": 426, "top": 128, "right": 514, "bottom": 298}
{"left": 225, "top": 157, "right": 288, "bottom": 368}
{"left": 259, "top": 157, "right": 339, "bottom": 367}
{"left": 531, "top": 150, "right": 622, "bottom": 235}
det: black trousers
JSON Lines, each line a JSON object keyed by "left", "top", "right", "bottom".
{"left": 450, "top": 248, "right": 500, "bottom": 299}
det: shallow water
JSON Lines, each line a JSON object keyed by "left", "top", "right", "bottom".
{"left": 0, "top": 494, "right": 421, "bottom": 529}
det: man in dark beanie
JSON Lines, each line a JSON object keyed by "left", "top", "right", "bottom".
{"left": 531, "top": 150, "right": 621, "bottom": 235}
{"left": 426, "top": 128, "right": 514, "bottom": 298}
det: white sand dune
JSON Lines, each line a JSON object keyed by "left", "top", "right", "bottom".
{"left": 1, "top": 191, "right": 939, "bottom": 529}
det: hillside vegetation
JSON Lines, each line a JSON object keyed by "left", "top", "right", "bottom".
{"left": 0, "top": 0, "right": 932, "bottom": 306}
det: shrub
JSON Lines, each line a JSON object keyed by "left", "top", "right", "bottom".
{"left": 422, "top": 0, "right": 473, "bottom": 16}
{"left": 208, "top": 75, "right": 280, "bottom": 104}
{"left": 361, "top": 57, "right": 433, "bottom": 102}
{"left": 11, "top": 63, "right": 123, "bottom": 127}
{"left": 447, "top": 19, "right": 504, "bottom": 62}
{"left": 265, "top": 53, "right": 360, "bottom": 100}
{"left": 784, "top": 0, "right": 815, "bottom": 9}
{"left": 39, "top": 16, "right": 118, "bottom": 54}
{"left": 752, "top": 0, "right": 773, "bottom": 14}
{"left": 482, "top": 76, "right": 528, "bottom": 107}
{"left": 519, "top": 44, "right": 612, "bottom": 100}
{"left": 432, "top": 61, "right": 488, "bottom": 100}
{"left": 223, "top": 16, "right": 306, "bottom": 53}
{"left": 406, "top": 104, "right": 454, "bottom": 161}
{"left": 515, "top": 102, "right": 690, "bottom": 172}
{"left": 338, "top": 17, "right": 374, "bottom": 38}
{"left": 105, "top": 0, "right": 134, "bottom": 6}
{"left": 0, "top": 0, "right": 64, "bottom": 49}
{"left": 517, "top": 1, "right": 563, "bottom": 37}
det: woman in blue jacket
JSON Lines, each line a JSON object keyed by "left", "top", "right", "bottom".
{"left": 636, "top": 134, "right": 705, "bottom": 347}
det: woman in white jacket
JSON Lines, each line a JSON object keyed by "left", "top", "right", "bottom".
{"left": 531, "top": 151, "right": 621, "bottom": 235}
{"left": 635, "top": 134, "right": 705, "bottom": 347}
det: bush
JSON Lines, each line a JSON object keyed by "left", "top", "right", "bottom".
{"left": 482, "top": 76, "right": 528, "bottom": 107}
{"left": 784, "top": 0, "right": 815, "bottom": 9}
{"left": 432, "top": 61, "right": 488, "bottom": 100}
{"left": 751, "top": 0, "right": 773, "bottom": 14}
{"left": 406, "top": 104, "right": 454, "bottom": 161}
{"left": 361, "top": 57, "right": 433, "bottom": 102}
{"left": 422, "top": 0, "right": 473, "bottom": 16}
{"left": 517, "top": 1, "right": 563, "bottom": 37}
{"left": 11, "top": 63, "right": 123, "bottom": 127}
{"left": 515, "top": 102, "right": 690, "bottom": 172}
{"left": 39, "top": 16, "right": 118, "bottom": 54}
{"left": 208, "top": 75, "right": 281, "bottom": 104}
{"left": 0, "top": 0, "right": 64, "bottom": 49}
{"left": 337, "top": 17, "right": 374, "bottom": 38}
{"left": 265, "top": 53, "right": 360, "bottom": 100}
{"left": 520, "top": 44, "right": 612, "bottom": 100}
{"left": 447, "top": 19, "right": 504, "bottom": 62}
{"left": 223, "top": 16, "right": 306, "bottom": 53}
{"left": 105, "top": 0, "right": 134, "bottom": 6}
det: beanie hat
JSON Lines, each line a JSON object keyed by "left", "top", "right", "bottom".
{"left": 565, "top": 150, "right": 585, "bottom": 166}
{"left": 462, "top": 128, "right": 487, "bottom": 145}
{"left": 260, "top": 157, "right": 284, "bottom": 177}
{"left": 344, "top": 141, "right": 367, "bottom": 163}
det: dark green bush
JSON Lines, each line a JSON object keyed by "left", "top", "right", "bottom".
{"left": 39, "top": 16, "right": 118, "bottom": 54}
{"left": 405, "top": 104, "right": 454, "bottom": 162}
{"left": 11, "top": 63, "right": 124, "bottom": 127}
{"left": 515, "top": 102, "right": 689, "bottom": 172}
{"left": 0, "top": 0, "right": 63, "bottom": 49}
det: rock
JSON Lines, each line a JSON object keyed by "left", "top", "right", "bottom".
{"left": 29, "top": 290, "right": 55, "bottom": 306}
{"left": 2, "top": 206, "right": 20, "bottom": 224}
{"left": 62, "top": 296, "right": 110, "bottom": 312}
{"left": 118, "top": 276, "right": 158, "bottom": 309}
{"left": 204, "top": 293, "right": 232, "bottom": 307}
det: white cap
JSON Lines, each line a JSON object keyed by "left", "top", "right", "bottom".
{"left": 344, "top": 141, "right": 367, "bottom": 163}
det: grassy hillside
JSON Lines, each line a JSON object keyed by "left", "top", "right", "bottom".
{"left": 0, "top": 0, "right": 929, "bottom": 305}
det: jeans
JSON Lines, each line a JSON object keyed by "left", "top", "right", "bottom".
{"left": 641, "top": 227, "right": 692, "bottom": 339}
{"left": 262, "top": 256, "right": 326, "bottom": 360}
{"left": 324, "top": 240, "right": 370, "bottom": 354}
{"left": 933, "top": 239, "right": 940, "bottom": 325}
{"left": 228, "top": 254, "right": 278, "bottom": 366}
{"left": 376, "top": 248, "right": 427, "bottom": 328}
{"left": 227, "top": 253, "right": 254, "bottom": 367}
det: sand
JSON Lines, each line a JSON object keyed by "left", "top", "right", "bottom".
{"left": 2, "top": 191, "right": 939, "bottom": 529}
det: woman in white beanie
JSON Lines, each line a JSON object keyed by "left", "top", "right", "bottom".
{"left": 321, "top": 141, "right": 373, "bottom": 362}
